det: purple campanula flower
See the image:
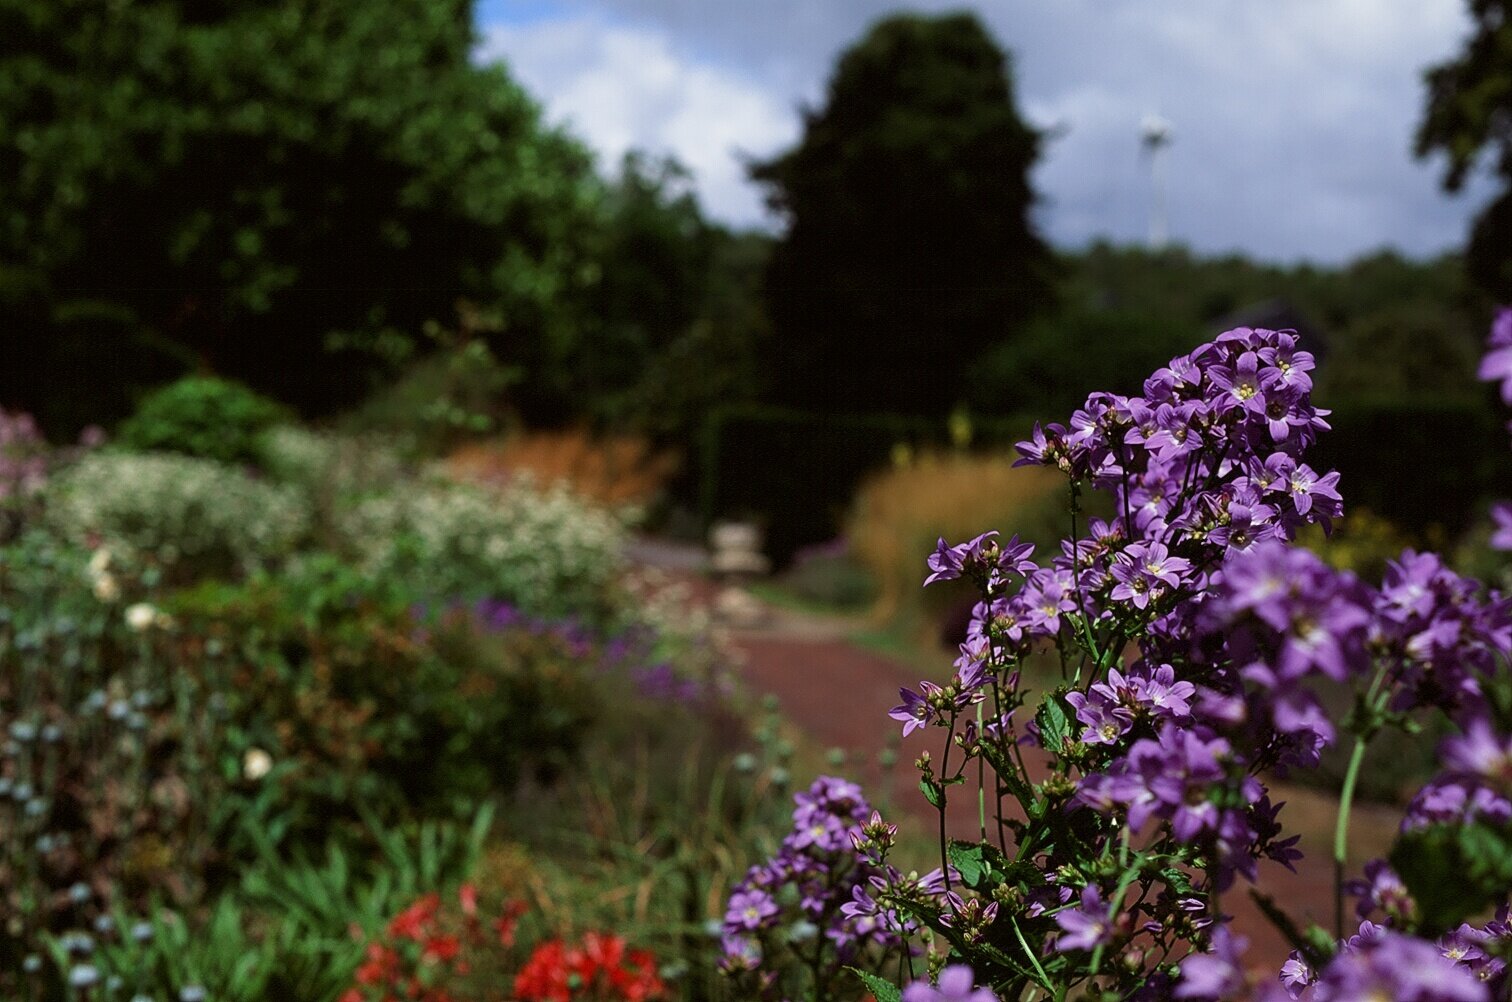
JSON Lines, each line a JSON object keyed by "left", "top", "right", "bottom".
{"left": 1403, "top": 776, "right": 1512, "bottom": 831}
{"left": 1110, "top": 541, "right": 1192, "bottom": 610}
{"left": 725, "top": 889, "right": 779, "bottom": 931}
{"left": 1492, "top": 502, "right": 1512, "bottom": 551}
{"left": 1478, "top": 306, "right": 1512, "bottom": 405}
{"left": 902, "top": 965, "right": 999, "bottom": 1002}
{"left": 1055, "top": 885, "right": 1114, "bottom": 953}
{"left": 1174, "top": 927, "right": 1248, "bottom": 999}
{"left": 1309, "top": 930, "right": 1488, "bottom": 1000}
{"left": 889, "top": 682, "right": 940, "bottom": 737}
{"left": 1441, "top": 716, "right": 1512, "bottom": 788}
{"left": 1279, "top": 951, "right": 1315, "bottom": 996}
{"left": 1346, "top": 859, "right": 1417, "bottom": 926}
{"left": 1258, "top": 332, "right": 1315, "bottom": 393}
{"left": 1209, "top": 351, "right": 1268, "bottom": 416}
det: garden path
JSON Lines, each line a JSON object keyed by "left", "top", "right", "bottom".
{"left": 629, "top": 538, "right": 1403, "bottom": 978}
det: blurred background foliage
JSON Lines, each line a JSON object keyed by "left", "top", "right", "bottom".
{"left": 2, "top": 0, "right": 1512, "bottom": 586}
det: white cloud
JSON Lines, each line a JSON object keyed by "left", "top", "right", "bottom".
{"left": 479, "top": 16, "right": 798, "bottom": 226}
{"left": 481, "top": 0, "right": 1500, "bottom": 261}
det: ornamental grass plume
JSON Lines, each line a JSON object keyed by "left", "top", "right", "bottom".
{"left": 725, "top": 320, "right": 1512, "bottom": 1001}
{"left": 846, "top": 452, "right": 1063, "bottom": 633}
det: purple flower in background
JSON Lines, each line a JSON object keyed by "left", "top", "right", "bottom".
{"left": 1492, "top": 502, "right": 1512, "bottom": 551}
{"left": 1479, "top": 306, "right": 1512, "bottom": 405}
{"left": 1055, "top": 885, "right": 1113, "bottom": 953}
{"left": 1308, "top": 930, "right": 1488, "bottom": 1000}
{"left": 902, "top": 965, "right": 999, "bottom": 1002}
{"left": 725, "top": 889, "right": 779, "bottom": 931}
{"left": 1403, "top": 776, "right": 1512, "bottom": 831}
{"left": 1346, "top": 859, "right": 1417, "bottom": 926}
{"left": 1441, "top": 716, "right": 1512, "bottom": 787}
{"left": 1174, "top": 927, "right": 1248, "bottom": 999}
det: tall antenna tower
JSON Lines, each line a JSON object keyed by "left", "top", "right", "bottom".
{"left": 1140, "top": 113, "right": 1173, "bottom": 251}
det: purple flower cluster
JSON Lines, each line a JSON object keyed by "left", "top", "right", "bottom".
{"left": 901, "top": 965, "right": 999, "bottom": 1002}
{"left": 461, "top": 598, "right": 729, "bottom": 704}
{"left": 733, "top": 319, "right": 1512, "bottom": 1001}
{"left": 719, "top": 776, "right": 899, "bottom": 998}
{"left": 910, "top": 329, "right": 1344, "bottom": 702}
{"left": 1177, "top": 923, "right": 1495, "bottom": 1001}
{"left": 1403, "top": 716, "right": 1512, "bottom": 832}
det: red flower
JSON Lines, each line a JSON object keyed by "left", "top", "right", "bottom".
{"left": 387, "top": 894, "right": 441, "bottom": 942}
{"left": 355, "top": 943, "right": 401, "bottom": 986}
{"left": 514, "top": 940, "right": 572, "bottom": 1002}
{"left": 494, "top": 900, "right": 527, "bottom": 948}
{"left": 579, "top": 931, "right": 626, "bottom": 975}
{"left": 610, "top": 949, "right": 666, "bottom": 1002}
{"left": 458, "top": 883, "right": 478, "bottom": 919}
{"left": 423, "top": 935, "right": 461, "bottom": 964}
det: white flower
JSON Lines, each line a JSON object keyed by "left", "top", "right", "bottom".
{"left": 242, "top": 747, "right": 273, "bottom": 781}
{"left": 92, "top": 574, "right": 120, "bottom": 603}
{"left": 88, "top": 547, "right": 112, "bottom": 574}
{"left": 124, "top": 603, "right": 157, "bottom": 632}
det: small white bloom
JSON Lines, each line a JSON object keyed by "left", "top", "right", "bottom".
{"left": 242, "top": 747, "right": 273, "bottom": 781}
{"left": 124, "top": 603, "right": 157, "bottom": 632}
{"left": 92, "top": 574, "right": 120, "bottom": 603}
{"left": 88, "top": 548, "right": 112, "bottom": 574}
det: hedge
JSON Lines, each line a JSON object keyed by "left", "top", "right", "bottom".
{"left": 697, "top": 397, "right": 1510, "bottom": 567}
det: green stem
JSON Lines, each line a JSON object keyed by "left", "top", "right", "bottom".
{"left": 976, "top": 701, "right": 987, "bottom": 842}
{"left": 1011, "top": 915, "right": 1053, "bottom": 992}
{"left": 1333, "top": 736, "right": 1368, "bottom": 939}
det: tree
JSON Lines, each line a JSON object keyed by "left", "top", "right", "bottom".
{"left": 749, "top": 11, "right": 1053, "bottom": 416}
{"left": 0, "top": 0, "right": 602, "bottom": 429}
{"left": 1416, "top": 0, "right": 1512, "bottom": 298}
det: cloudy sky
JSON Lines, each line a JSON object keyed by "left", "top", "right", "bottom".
{"left": 477, "top": 0, "right": 1499, "bottom": 264}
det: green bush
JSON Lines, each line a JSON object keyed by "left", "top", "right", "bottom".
{"left": 43, "top": 451, "right": 310, "bottom": 578}
{"left": 161, "top": 567, "right": 600, "bottom": 843}
{"left": 338, "top": 477, "right": 626, "bottom": 622}
{"left": 117, "top": 376, "right": 290, "bottom": 466}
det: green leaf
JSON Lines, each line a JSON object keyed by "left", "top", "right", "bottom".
{"left": 1036, "top": 694, "right": 1071, "bottom": 752}
{"left": 920, "top": 776, "right": 945, "bottom": 809}
{"left": 1160, "top": 867, "right": 1194, "bottom": 896}
{"left": 949, "top": 840, "right": 987, "bottom": 888}
{"left": 848, "top": 968, "right": 903, "bottom": 1002}
{"left": 1391, "top": 821, "right": 1512, "bottom": 933}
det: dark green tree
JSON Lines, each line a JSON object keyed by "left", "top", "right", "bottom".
{"left": 0, "top": 0, "right": 601, "bottom": 428}
{"left": 563, "top": 152, "right": 715, "bottom": 427}
{"left": 749, "top": 11, "right": 1053, "bottom": 416}
{"left": 1416, "top": 0, "right": 1512, "bottom": 298}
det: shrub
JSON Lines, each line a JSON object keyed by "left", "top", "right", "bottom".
{"left": 339, "top": 477, "right": 625, "bottom": 622}
{"left": 116, "top": 376, "right": 289, "bottom": 466}
{"left": 778, "top": 539, "right": 878, "bottom": 611}
{"left": 43, "top": 451, "right": 309, "bottom": 578}
{"left": 446, "top": 429, "right": 678, "bottom": 511}
{"left": 845, "top": 451, "right": 1065, "bottom": 639}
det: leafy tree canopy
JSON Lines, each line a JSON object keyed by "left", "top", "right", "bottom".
{"left": 1417, "top": 0, "right": 1512, "bottom": 297}
{"left": 0, "top": 0, "right": 601, "bottom": 426}
{"left": 749, "top": 11, "right": 1054, "bottom": 416}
